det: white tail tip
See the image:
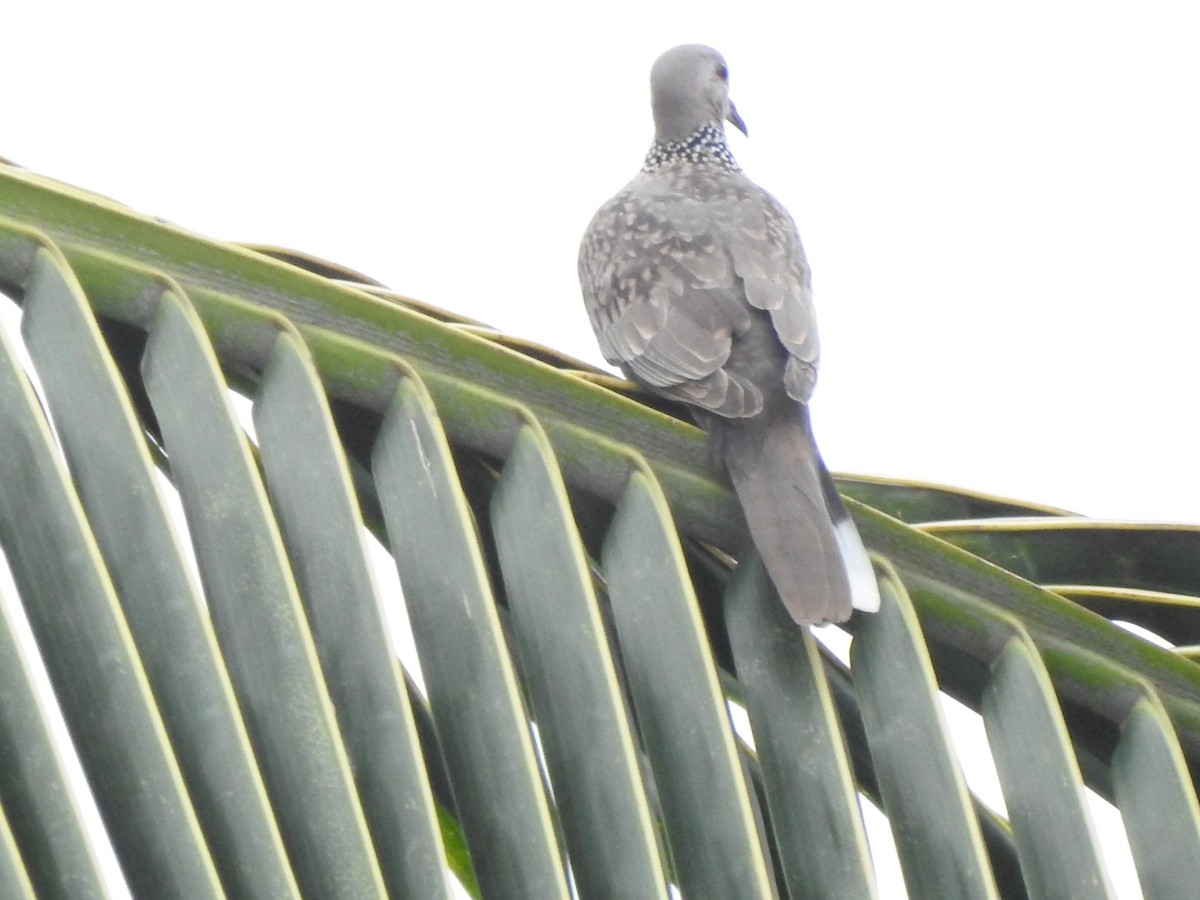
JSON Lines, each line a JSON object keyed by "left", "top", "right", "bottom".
{"left": 834, "top": 518, "right": 881, "bottom": 614}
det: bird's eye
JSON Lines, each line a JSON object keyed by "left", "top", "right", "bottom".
{"left": 717, "top": 65, "right": 728, "bottom": 81}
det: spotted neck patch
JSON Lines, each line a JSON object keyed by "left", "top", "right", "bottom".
{"left": 642, "top": 122, "right": 741, "bottom": 173}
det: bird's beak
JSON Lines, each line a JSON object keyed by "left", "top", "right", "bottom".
{"left": 727, "top": 102, "right": 748, "bottom": 136}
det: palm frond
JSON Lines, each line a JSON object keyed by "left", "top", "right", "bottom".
{"left": 2, "top": 161, "right": 1198, "bottom": 898}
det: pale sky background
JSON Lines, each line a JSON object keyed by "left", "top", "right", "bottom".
{"left": 5, "top": 1, "right": 1200, "bottom": 523}
{"left": 4, "top": 1, "right": 1195, "bottom": 896}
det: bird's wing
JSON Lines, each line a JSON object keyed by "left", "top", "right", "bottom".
{"left": 724, "top": 190, "right": 820, "bottom": 403}
{"left": 579, "top": 174, "right": 820, "bottom": 414}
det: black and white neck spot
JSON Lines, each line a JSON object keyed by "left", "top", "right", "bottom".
{"left": 642, "top": 123, "right": 741, "bottom": 173}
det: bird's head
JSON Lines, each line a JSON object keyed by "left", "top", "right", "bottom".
{"left": 649, "top": 44, "right": 747, "bottom": 143}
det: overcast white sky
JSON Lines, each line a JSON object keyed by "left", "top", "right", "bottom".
{"left": 5, "top": 0, "right": 1199, "bottom": 524}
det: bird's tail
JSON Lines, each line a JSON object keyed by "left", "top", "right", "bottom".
{"left": 712, "top": 406, "right": 880, "bottom": 625}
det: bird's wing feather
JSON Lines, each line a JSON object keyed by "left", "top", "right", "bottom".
{"left": 579, "top": 172, "right": 819, "bottom": 414}
{"left": 580, "top": 180, "right": 758, "bottom": 416}
{"left": 726, "top": 191, "right": 820, "bottom": 401}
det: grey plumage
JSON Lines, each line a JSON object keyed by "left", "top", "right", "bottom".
{"left": 578, "top": 44, "right": 879, "bottom": 624}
